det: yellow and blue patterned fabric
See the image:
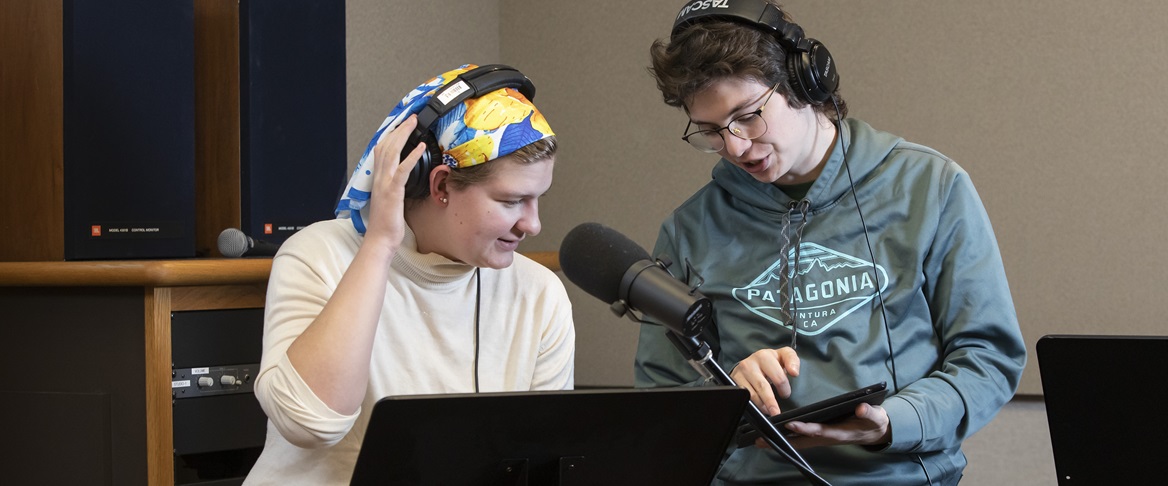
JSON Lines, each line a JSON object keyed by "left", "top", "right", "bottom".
{"left": 335, "top": 64, "right": 554, "bottom": 234}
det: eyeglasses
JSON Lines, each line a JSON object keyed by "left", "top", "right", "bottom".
{"left": 681, "top": 82, "right": 780, "bottom": 153}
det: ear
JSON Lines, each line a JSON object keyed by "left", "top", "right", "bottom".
{"left": 429, "top": 164, "right": 453, "bottom": 203}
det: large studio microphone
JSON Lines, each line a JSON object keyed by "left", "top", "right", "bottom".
{"left": 560, "top": 222, "right": 830, "bottom": 485}
{"left": 559, "top": 222, "right": 711, "bottom": 337}
{"left": 217, "top": 228, "right": 281, "bottom": 258}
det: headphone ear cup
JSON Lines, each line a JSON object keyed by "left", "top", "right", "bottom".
{"left": 787, "top": 39, "right": 837, "bottom": 105}
{"left": 402, "top": 129, "right": 443, "bottom": 199}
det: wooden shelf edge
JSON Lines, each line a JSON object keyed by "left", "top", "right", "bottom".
{"left": 0, "top": 251, "right": 558, "bottom": 288}
{"left": 0, "top": 258, "right": 273, "bottom": 287}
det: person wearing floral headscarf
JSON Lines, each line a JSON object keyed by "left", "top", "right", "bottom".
{"left": 245, "top": 65, "right": 574, "bottom": 485}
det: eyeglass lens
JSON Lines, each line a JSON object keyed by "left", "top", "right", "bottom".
{"left": 687, "top": 115, "right": 768, "bottom": 152}
{"left": 683, "top": 83, "right": 779, "bottom": 153}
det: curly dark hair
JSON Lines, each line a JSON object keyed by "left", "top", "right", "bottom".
{"left": 648, "top": 1, "right": 847, "bottom": 120}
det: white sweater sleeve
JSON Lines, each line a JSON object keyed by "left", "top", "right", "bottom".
{"left": 252, "top": 230, "right": 361, "bottom": 448}
{"left": 255, "top": 354, "right": 359, "bottom": 448}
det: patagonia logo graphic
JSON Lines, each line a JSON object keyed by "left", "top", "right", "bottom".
{"left": 732, "top": 243, "right": 888, "bottom": 335}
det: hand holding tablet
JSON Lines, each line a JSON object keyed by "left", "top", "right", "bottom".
{"left": 735, "top": 382, "right": 888, "bottom": 448}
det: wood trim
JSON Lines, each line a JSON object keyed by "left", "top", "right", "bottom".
{"left": 0, "top": 0, "right": 64, "bottom": 261}
{"left": 0, "top": 252, "right": 559, "bottom": 287}
{"left": 0, "top": 258, "right": 272, "bottom": 287}
{"left": 194, "top": 0, "right": 242, "bottom": 257}
{"left": 144, "top": 287, "right": 174, "bottom": 486}
{"left": 171, "top": 284, "right": 267, "bottom": 311}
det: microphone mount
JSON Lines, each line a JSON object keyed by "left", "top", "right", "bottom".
{"left": 634, "top": 258, "right": 831, "bottom": 485}
{"left": 557, "top": 223, "right": 829, "bottom": 483}
{"left": 664, "top": 330, "right": 832, "bottom": 486}
{"left": 609, "top": 260, "right": 679, "bottom": 319}
{"left": 610, "top": 258, "right": 712, "bottom": 338}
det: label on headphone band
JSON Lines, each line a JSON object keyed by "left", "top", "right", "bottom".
{"left": 677, "top": 0, "right": 730, "bottom": 20}
{"left": 437, "top": 80, "right": 472, "bottom": 106}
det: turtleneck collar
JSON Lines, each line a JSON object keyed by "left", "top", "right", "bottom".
{"left": 390, "top": 225, "right": 478, "bottom": 290}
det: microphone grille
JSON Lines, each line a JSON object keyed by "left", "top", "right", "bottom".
{"left": 559, "top": 223, "right": 651, "bottom": 304}
{"left": 217, "top": 228, "right": 249, "bottom": 258}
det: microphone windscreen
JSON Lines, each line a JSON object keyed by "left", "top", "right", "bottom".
{"left": 559, "top": 223, "right": 651, "bottom": 304}
{"left": 217, "top": 228, "right": 250, "bottom": 258}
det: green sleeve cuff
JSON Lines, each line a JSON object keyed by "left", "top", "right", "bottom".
{"left": 881, "top": 395, "right": 923, "bottom": 452}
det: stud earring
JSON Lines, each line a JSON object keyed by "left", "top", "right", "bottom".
{"left": 440, "top": 197, "right": 448, "bottom": 204}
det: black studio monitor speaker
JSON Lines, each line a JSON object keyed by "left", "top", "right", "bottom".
{"left": 239, "top": 0, "right": 347, "bottom": 244}
{"left": 62, "top": 0, "right": 197, "bottom": 260}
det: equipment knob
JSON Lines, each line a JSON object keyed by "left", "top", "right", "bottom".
{"left": 220, "top": 375, "right": 238, "bottom": 386}
{"left": 197, "top": 376, "right": 214, "bottom": 388}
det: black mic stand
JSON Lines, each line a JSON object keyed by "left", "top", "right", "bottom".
{"left": 609, "top": 258, "right": 831, "bottom": 486}
{"left": 662, "top": 331, "right": 831, "bottom": 486}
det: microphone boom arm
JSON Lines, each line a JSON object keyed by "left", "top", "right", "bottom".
{"left": 612, "top": 295, "right": 830, "bottom": 484}
{"left": 557, "top": 223, "right": 829, "bottom": 484}
{"left": 663, "top": 331, "right": 829, "bottom": 485}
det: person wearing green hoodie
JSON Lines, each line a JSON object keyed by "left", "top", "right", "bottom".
{"left": 633, "top": 1, "right": 1027, "bottom": 485}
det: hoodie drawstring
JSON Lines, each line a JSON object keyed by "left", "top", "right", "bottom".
{"left": 778, "top": 198, "right": 811, "bottom": 349}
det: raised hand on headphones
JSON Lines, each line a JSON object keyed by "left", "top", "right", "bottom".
{"left": 365, "top": 114, "right": 427, "bottom": 256}
{"left": 282, "top": 114, "right": 426, "bottom": 415}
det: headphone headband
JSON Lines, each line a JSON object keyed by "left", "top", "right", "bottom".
{"left": 413, "top": 64, "right": 536, "bottom": 133}
{"left": 403, "top": 64, "right": 539, "bottom": 198}
{"left": 669, "top": 0, "right": 838, "bottom": 104}
{"left": 672, "top": 0, "right": 798, "bottom": 48}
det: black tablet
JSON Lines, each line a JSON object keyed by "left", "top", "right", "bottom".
{"left": 735, "top": 381, "right": 888, "bottom": 448}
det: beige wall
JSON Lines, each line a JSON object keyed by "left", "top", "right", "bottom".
{"left": 345, "top": 0, "right": 501, "bottom": 168}
{"left": 499, "top": 0, "right": 1168, "bottom": 394}
{"left": 346, "top": 1, "right": 1168, "bottom": 484}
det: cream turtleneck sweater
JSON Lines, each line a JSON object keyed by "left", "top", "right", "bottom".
{"left": 245, "top": 219, "right": 575, "bottom": 485}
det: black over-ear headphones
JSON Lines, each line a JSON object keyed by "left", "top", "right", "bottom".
{"left": 400, "top": 64, "right": 537, "bottom": 199}
{"left": 671, "top": 0, "right": 839, "bottom": 104}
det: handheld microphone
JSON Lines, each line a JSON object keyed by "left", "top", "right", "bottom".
{"left": 217, "top": 228, "right": 281, "bottom": 258}
{"left": 558, "top": 223, "right": 711, "bottom": 337}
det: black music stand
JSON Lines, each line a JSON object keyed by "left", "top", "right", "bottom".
{"left": 349, "top": 387, "right": 748, "bottom": 485}
{"left": 1038, "top": 334, "right": 1168, "bottom": 485}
